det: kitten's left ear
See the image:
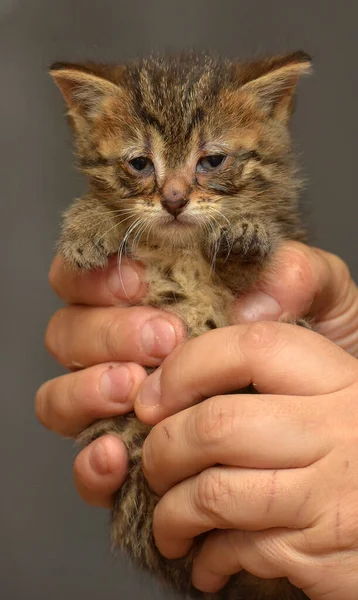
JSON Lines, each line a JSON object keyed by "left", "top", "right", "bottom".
{"left": 241, "top": 51, "right": 312, "bottom": 123}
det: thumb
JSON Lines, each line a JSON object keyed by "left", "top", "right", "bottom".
{"left": 233, "top": 242, "right": 358, "bottom": 355}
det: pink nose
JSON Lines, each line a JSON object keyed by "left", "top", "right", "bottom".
{"left": 161, "top": 197, "right": 189, "bottom": 216}
{"left": 161, "top": 178, "right": 189, "bottom": 216}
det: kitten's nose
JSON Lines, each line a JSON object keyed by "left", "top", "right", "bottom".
{"left": 161, "top": 197, "right": 189, "bottom": 216}
{"left": 161, "top": 178, "right": 189, "bottom": 217}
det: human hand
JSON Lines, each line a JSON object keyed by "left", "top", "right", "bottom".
{"left": 35, "top": 254, "right": 186, "bottom": 506}
{"left": 36, "top": 242, "right": 358, "bottom": 508}
{"left": 140, "top": 321, "right": 358, "bottom": 600}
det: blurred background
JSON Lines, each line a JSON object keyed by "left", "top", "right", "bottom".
{"left": 1, "top": 1, "right": 358, "bottom": 598}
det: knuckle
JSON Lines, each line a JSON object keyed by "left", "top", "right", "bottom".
{"left": 152, "top": 502, "right": 167, "bottom": 543}
{"left": 319, "top": 248, "right": 351, "bottom": 283}
{"left": 100, "top": 313, "right": 120, "bottom": 359}
{"left": 141, "top": 434, "right": 156, "bottom": 481}
{"left": 330, "top": 499, "right": 358, "bottom": 550}
{"left": 142, "top": 421, "right": 171, "bottom": 489}
{"left": 281, "top": 244, "right": 315, "bottom": 292}
{"left": 330, "top": 252, "right": 351, "bottom": 280}
{"left": 243, "top": 320, "right": 283, "bottom": 355}
{"left": 326, "top": 252, "right": 353, "bottom": 304}
{"left": 73, "top": 371, "right": 103, "bottom": 421}
{"left": 194, "top": 396, "right": 235, "bottom": 446}
{"left": 161, "top": 342, "right": 184, "bottom": 375}
{"left": 196, "top": 469, "right": 232, "bottom": 524}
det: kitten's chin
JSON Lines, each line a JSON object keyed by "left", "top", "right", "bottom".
{"left": 150, "top": 214, "right": 202, "bottom": 247}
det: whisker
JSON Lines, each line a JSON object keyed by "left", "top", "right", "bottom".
{"left": 95, "top": 214, "right": 136, "bottom": 245}
{"left": 116, "top": 217, "right": 143, "bottom": 303}
{"left": 208, "top": 206, "right": 231, "bottom": 228}
{"left": 132, "top": 219, "right": 148, "bottom": 254}
{"left": 145, "top": 219, "right": 156, "bottom": 248}
{"left": 207, "top": 217, "right": 220, "bottom": 273}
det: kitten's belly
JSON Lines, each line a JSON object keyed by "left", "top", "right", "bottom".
{"left": 140, "top": 252, "right": 235, "bottom": 335}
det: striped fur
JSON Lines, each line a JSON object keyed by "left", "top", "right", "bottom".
{"left": 51, "top": 51, "right": 312, "bottom": 599}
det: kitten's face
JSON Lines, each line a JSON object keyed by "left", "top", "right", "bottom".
{"left": 51, "top": 53, "right": 311, "bottom": 246}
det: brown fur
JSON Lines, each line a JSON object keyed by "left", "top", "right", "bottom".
{"left": 50, "top": 51, "right": 312, "bottom": 599}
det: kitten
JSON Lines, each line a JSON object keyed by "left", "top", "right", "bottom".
{"left": 50, "top": 51, "right": 312, "bottom": 600}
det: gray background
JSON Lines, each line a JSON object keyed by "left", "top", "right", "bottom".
{"left": 1, "top": 1, "right": 358, "bottom": 598}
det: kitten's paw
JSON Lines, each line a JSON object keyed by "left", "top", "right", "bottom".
{"left": 57, "top": 197, "right": 123, "bottom": 271}
{"left": 215, "top": 218, "right": 273, "bottom": 262}
{"left": 58, "top": 233, "right": 113, "bottom": 270}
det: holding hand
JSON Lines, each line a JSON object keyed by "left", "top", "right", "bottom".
{"left": 35, "top": 242, "right": 358, "bottom": 599}
{"left": 140, "top": 321, "right": 358, "bottom": 600}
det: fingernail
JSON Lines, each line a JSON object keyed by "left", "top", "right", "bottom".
{"left": 89, "top": 440, "right": 109, "bottom": 475}
{"left": 107, "top": 263, "right": 141, "bottom": 300}
{"left": 100, "top": 365, "right": 132, "bottom": 403}
{"left": 141, "top": 319, "right": 177, "bottom": 358}
{"left": 138, "top": 368, "right": 162, "bottom": 407}
{"left": 236, "top": 291, "right": 282, "bottom": 322}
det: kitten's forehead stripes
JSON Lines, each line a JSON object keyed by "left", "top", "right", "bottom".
{"left": 184, "top": 107, "right": 205, "bottom": 141}
{"left": 139, "top": 107, "right": 166, "bottom": 136}
{"left": 124, "top": 54, "right": 229, "bottom": 156}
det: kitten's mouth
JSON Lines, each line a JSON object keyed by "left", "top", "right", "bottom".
{"left": 159, "top": 213, "right": 196, "bottom": 227}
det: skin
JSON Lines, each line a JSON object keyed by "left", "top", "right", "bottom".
{"left": 36, "top": 241, "right": 358, "bottom": 600}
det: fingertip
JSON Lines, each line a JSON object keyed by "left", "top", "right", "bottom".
{"left": 134, "top": 368, "right": 165, "bottom": 425}
{"left": 48, "top": 253, "right": 148, "bottom": 306}
{"left": 105, "top": 256, "right": 148, "bottom": 305}
{"left": 74, "top": 435, "right": 128, "bottom": 508}
{"left": 233, "top": 242, "right": 316, "bottom": 323}
{"left": 192, "top": 570, "right": 229, "bottom": 594}
{"left": 233, "top": 291, "right": 282, "bottom": 323}
{"left": 48, "top": 254, "right": 66, "bottom": 295}
{"left": 134, "top": 402, "right": 166, "bottom": 427}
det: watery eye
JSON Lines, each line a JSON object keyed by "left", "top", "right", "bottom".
{"left": 129, "top": 156, "right": 153, "bottom": 173}
{"left": 198, "top": 154, "right": 226, "bottom": 171}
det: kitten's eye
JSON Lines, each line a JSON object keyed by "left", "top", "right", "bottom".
{"left": 128, "top": 156, "right": 153, "bottom": 173}
{"left": 198, "top": 154, "right": 226, "bottom": 171}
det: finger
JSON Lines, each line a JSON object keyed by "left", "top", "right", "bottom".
{"left": 46, "top": 305, "right": 185, "bottom": 369}
{"left": 135, "top": 321, "right": 357, "bottom": 423}
{"left": 191, "top": 529, "right": 284, "bottom": 593}
{"left": 152, "top": 466, "right": 315, "bottom": 560}
{"left": 74, "top": 435, "right": 127, "bottom": 508}
{"left": 233, "top": 242, "right": 358, "bottom": 355}
{"left": 35, "top": 362, "right": 147, "bottom": 437}
{"left": 232, "top": 241, "right": 350, "bottom": 321}
{"left": 49, "top": 254, "right": 147, "bottom": 306}
{"left": 142, "top": 393, "right": 326, "bottom": 495}
{"left": 192, "top": 528, "right": 358, "bottom": 599}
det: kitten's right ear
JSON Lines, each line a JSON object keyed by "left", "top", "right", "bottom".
{"left": 49, "top": 62, "right": 121, "bottom": 122}
{"left": 240, "top": 51, "right": 312, "bottom": 124}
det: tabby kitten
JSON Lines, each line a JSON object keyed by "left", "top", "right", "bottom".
{"left": 50, "top": 51, "right": 312, "bottom": 600}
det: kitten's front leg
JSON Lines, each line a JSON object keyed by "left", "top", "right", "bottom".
{"left": 58, "top": 195, "right": 122, "bottom": 270}
{"left": 212, "top": 215, "right": 277, "bottom": 263}
{"left": 205, "top": 216, "right": 278, "bottom": 294}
